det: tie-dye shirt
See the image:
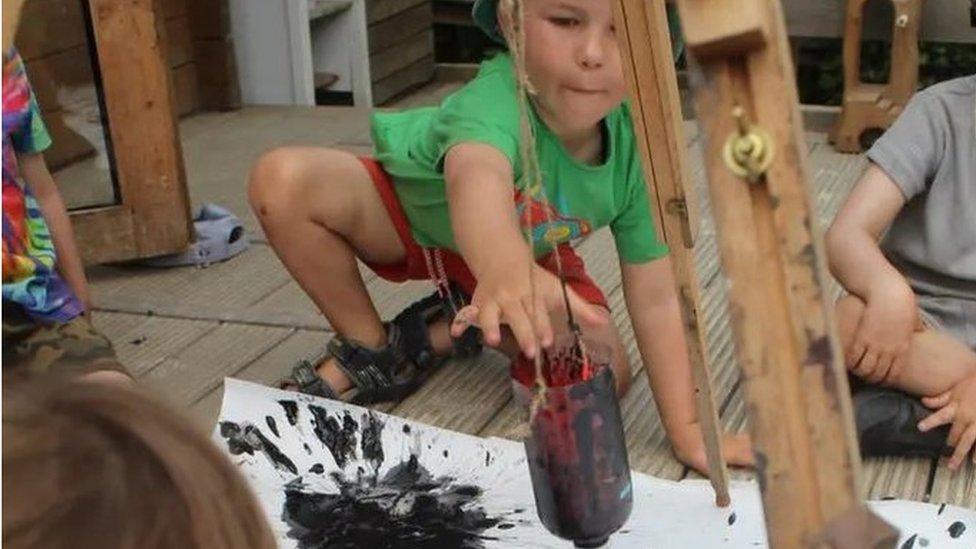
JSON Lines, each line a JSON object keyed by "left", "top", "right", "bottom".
{"left": 2, "top": 50, "right": 83, "bottom": 322}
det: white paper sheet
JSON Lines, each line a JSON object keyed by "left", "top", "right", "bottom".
{"left": 214, "top": 379, "right": 975, "bottom": 548}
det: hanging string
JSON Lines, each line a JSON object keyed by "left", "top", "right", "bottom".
{"left": 498, "top": 0, "right": 588, "bottom": 421}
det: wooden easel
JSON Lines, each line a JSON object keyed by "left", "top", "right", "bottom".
{"left": 662, "top": 0, "right": 900, "bottom": 546}
{"left": 611, "top": 0, "right": 731, "bottom": 507}
{"left": 830, "top": 0, "right": 922, "bottom": 153}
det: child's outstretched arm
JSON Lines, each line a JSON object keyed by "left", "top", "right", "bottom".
{"left": 19, "top": 153, "right": 91, "bottom": 308}
{"left": 826, "top": 164, "right": 915, "bottom": 384}
{"left": 621, "top": 257, "right": 753, "bottom": 474}
{"left": 444, "top": 143, "right": 605, "bottom": 356}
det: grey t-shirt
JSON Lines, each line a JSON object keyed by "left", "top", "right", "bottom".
{"left": 868, "top": 74, "right": 976, "bottom": 303}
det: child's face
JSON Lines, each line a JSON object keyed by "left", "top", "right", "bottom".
{"left": 511, "top": 0, "right": 627, "bottom": 134}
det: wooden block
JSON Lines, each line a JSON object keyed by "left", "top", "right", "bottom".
{"left": 676, "top": 0, "right": 768, "bottom": 58}
{"left": 366, "top": 0, "right": 427, "bottom": 25}
{"left": 15, "top": 0, "right": 88, "bottom": 62}
{"left": 165, "top": 16, "right": 193, "bottom": 68}
{"left": 370, "top": 30, "right": 434, "bottom": 82}
{"left": 172, "top": 62, "right": 201, "bottom": 116}
{"left": 372, "top": 53, "right": 436, "bottom": 105}
{"left": 71, "top": 206, "right": 139, "bottom": 264}
{"left": 368, "top": 2, "right": 433, "bottom": 54}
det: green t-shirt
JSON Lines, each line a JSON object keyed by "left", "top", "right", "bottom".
{"left": 370, "top": 53, "right": 668, "bottom": 264}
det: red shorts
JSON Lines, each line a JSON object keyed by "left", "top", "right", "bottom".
{"left": 358, "top": 157, "right": 607, "bottom": 309}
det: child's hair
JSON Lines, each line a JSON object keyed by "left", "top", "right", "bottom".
{"left": 2, "top": 375, "right": 277, "bottom": 549}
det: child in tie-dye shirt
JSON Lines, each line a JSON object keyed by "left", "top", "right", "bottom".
{"left": 2, "top": 47, "right": 128, "bottom": 383}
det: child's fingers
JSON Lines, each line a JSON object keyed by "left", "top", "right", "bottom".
{"left": 528, "top": 295, "right": 553, "bottom": 349}
{"left": 500, "top": 301, "right": 537, "bottom": 358}
{"left": 921, "top": 391, "right": 952, "bottom": 410}
{"left": 723, "top": 434, "right": 755, "bottom": 467}
{"left": 477, "top": 302, "right": 502, "bottom": 347}
{"left": 948, "top": 424, "right": 976, "bottom": 470}
{"left": 918, "top": 402, "right": 956, "bottom": 432}
{"left": 450, "top": 305, "right": 480, "bottom": 338}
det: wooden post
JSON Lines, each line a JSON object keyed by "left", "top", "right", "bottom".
{"left": 74, "top": 0, "right": 193, "bottom": 263}
{"left": 611, "top": 0, "right": 731, "bottom": 507}
{"left": 674, "top": 0, "right": 898, "bottom": 547}
{"left": 830, "top": 0, "right": 922, "bottom": 153}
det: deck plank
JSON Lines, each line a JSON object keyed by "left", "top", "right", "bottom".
{"left": 142, "top": 323, "right": 292, "bottom": 408}
{"left": 929, "top": 460, "right": 976, "bottom": 508}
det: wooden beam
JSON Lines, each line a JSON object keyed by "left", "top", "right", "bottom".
{"left": 612, "top": 0, "right": 730, "bottom": 506}
{"left": 82, "top": 0, "right": 192, "bottom": 260}
{"left": 674, "top": 0, "right": 898, "bottom": 546}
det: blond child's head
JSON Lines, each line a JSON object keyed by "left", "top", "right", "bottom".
{"left": 2, "top": 375, "right": 276, "bottom": 549}
{"left": 476, "top": 0, "right": 627, "bottom": 136}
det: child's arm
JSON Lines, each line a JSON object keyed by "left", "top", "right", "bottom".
{"left": 825, "top": 163, "right": 915, "bottom": 384}
{"left": 19, "top": 152, "right": 91, "bottom": 309}
{"left": 621, "top": 257, "right": 753, "bottom": 474}
{"left": 444, "top": 143, "right": 605, "bottom": 355}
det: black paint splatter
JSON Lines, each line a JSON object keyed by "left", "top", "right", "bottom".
{"left": 937, "top": 503, "right": 946, "bottom": 515}
{"left": 948, "top": 521, "right": 966, "bottom": 538}
{"left": 309, "top": 405, "right": 358, "bottom": 468}
{"left": 303, "top": 443, "right": 312, "bottom": 454}
{"left": 728, "top": 512, "right": 737, "bottom": 526}
{"left": 266, "top": 416, "right": 280, "bottom": 437}
{"left": 402, "top": 424, "right": 411, "bottom": 434}
{"left": 443, "top": 450, "right": 449, "bottom": 458}
{"left": 900, "top": 533, "right": 917, "bottom": 549}
{"left": 278, "top": 400, "right": 299, "bottom": 426}
{"left": 918, "top": 537, "right": 929, "bottom": 547}
{"left": 485, "top": 451, "right": 491, "bottom": 467}
{"left": 309, "top": 464, "right": 324, "bottom": 474}
{"left": 283, "top": 455, "right": 502, "bottom": 548}
{"left": 360, "top": 412, "right": 385, "bottom": 471}
{"left": 129, "top": 336, "right": 147, "bottom": 345}
{"left": 219, "top": 421, "right": 297, "bottom": 475}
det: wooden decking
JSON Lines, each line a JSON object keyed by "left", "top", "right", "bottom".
{"left": 86, "top": 86, "right": 974, "bottom": 509}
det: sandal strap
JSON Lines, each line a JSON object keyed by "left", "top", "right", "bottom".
{"left": 290, "top": 357, "right": 338, "bottom": 399}
{"left": 327, "top": 333, "right": 404, "bottom": 393}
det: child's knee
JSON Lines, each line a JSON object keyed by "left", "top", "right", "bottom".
{"left": 247, "top": 147, "right": 303, "bottom": 215}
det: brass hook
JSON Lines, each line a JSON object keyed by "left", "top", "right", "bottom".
{"left": 723, "top": 104, "right": 774, "bottom": 183}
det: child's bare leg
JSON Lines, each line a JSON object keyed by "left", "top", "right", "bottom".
{"left": 835, "top": 295, "right": 976, "bottom": 397}
{"left": 249, "top": 147, "right": 452, "bottom": 392}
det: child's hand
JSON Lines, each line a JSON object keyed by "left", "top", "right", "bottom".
{"left": 670, "top": 422, "right": 754, "bottom": 476}
{"left": 450, "top": 263, "right": 606, "bottom": 357}
{"left": 919, "top": 373, "right": 976, "bottom": 470}
{"left": 847, "top": 279, "right": 918, "bottom": 385}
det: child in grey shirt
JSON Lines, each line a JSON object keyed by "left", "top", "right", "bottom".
{"left": 827, "top": 74, "right": 976, "bottom": 468}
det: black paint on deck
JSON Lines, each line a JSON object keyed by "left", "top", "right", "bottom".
{"left": 219, "top": 421, "right": 298, "bottom": 475}
{"left": 283, "top": 455, "right": 503, "bottom": 548}
{"left": 278, "top": 400, "right": 299, "bottom": 426}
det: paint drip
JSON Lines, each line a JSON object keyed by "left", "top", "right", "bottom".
{"left": 283, "top": 454, "right": 513, "bottom": 548}
{"left": 219, "top": 421, "right": 298, "bottom": 475}
{"left": 512, "top": 350, "right": 632, "bottom": 548}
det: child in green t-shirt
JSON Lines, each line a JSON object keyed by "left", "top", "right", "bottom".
{"left": 250, "top": 0, "right": 752, "bottom": 474}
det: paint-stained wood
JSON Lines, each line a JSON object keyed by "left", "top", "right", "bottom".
{"left": 612, "top": 0, "right": 729, "bottom": 505}
{"left": 675, "top": 0, "right": 888, "bottom": 546}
